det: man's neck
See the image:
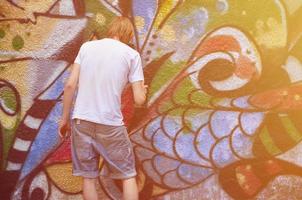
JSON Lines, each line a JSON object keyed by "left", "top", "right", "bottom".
{"left": 112, "top": 36, "right": 120, "bottom": 41}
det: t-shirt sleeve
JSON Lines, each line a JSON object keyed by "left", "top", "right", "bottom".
{"left": 128, "top": 53, "right": 144, "bottom": 83}
{"left": 74, "top": 44, "right": 84, "bottom": 64}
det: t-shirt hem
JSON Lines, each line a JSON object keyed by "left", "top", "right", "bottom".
{"left": 72, "top": 114, "right": 124, "bottom": 126}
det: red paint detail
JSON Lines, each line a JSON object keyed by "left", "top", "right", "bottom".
{"left": 250, "top": 84, "right": 302, "bottom": 110}
{"left": 265, "top": 160, "right": 282, "bottom": 175}
{"left": 121, "top": 85, "right": 135, "bottom": 128}
{"left": 235, "top": 165, "right": 262, "bottom": 196}
{"left": 45, "top": 138, "right": 72, "bottom": 164}
{"left": 194, "top": 35, "right": 241, "bottom": 58}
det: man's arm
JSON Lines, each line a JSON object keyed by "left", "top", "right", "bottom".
{"left": 131, "top": 80, "right": 147, "bottom": 107}
{"left": 59, "top": 63, "right": 80, "bottom": 137}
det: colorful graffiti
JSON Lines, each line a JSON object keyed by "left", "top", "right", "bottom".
{"left": 1, "top": 0, "right": 302, "bottom": 199}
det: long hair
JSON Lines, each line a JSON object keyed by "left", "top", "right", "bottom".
{"left": 106, "top": 16, "right": 135, "bottom": 44}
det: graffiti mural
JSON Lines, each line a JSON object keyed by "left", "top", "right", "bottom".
{"left": 1, "top": 0, "right": 302, "bottom": 199}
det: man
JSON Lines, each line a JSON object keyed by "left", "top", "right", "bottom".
{"left": 58, "top": 16, "right": 146, "bottom": 200}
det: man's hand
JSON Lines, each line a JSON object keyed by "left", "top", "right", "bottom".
{"left": 58, "top": 118, "right": 71, "bottom": 139}
{"left": 143, "top": 84, "right": 148, "bottom": 94}
{"left": 132, "top": 81, "right": 148, "bottom": 108}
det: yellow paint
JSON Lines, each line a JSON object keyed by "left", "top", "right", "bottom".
{"left": 294, "top": 94, "right": 301, "bottom": 100}
{"left": 152, "top": 184, "right": 169, "bottom": 196}
{"left": 95, "top": 13, "right": 106, "bottom": 26}
{"left": 254, "top": 17, "right": 286, "bottom": 48}
{"left": 136, "top": 169, "right": 146, "bottom": 192}
{"left": 236, "top": 173, "right": 246, "bottom": 185}
{"left": 207, "top": 0, "right": 288, "bottom": 50}
{"left": 153, "top": 0, "right": 181, "bottom": 29}
{"left": 159, "top": 25, "right": 176, "bottom": 42}
{"left": 283, "top": 0, "right": 302, "bottom": 14}
{"left": 134, "top": 16, "right": 145, "bottom": 32}
{"left": 281, "top": 90, "right": 288, "bottom": 96}
{"left": 46, "top": 163, "right": 83, "bottom": 194}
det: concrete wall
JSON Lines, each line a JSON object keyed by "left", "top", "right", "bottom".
{"left": 1, "top": 0, "right": 302, "bottom": 199}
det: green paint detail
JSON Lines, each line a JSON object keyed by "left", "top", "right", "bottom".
{"left": 190, "top": 90, "right": 212, "bottom": 107}
{"left": 159, "top": 106, "right": 186, "bottom": 117}
{"left": 170, "top": 107, "right": 186, "bottom": 115}
{"left": 1, "top": 115, "right": 21, "bottom": 170}
{"left": 185, "top": 108, "right": 205, "bottom": 116}
{"left": 0, "top": 29, "right": 5, "bottom": 39}
{"left": 172, "top": 78, "right": 192, "bottom": 105}
{"left": 173, "top": 77, "right": 211, "bottom": 106}
{"left": 148, "top": 60, "right": 186, "bottom": 114}
{"left": 12, "top": 35, "right": 24, "bottom": 50}
{"left": 0, "top": 87, "right": 20, "bottom": 170}
{"left": 280, "top": 116, "right": 302, "bottom": 143}
{"left": 0, "top": 87, "right": 17, "bottom": 112}
{"left": 158, "top": 100, "right": 174, "bottom": 114}
{"left": 149, "top": 60, "right": 185, "bottom": 98}
{"left": 259, "top": 127, "right": 282, "bottom": 155}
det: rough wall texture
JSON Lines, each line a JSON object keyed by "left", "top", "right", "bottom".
{"left": 1, "top": 0, "right": 302, "bottom": 199}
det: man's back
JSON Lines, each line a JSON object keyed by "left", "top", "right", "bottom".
{"left": 72, "top": 38, "right": 143, "bottom": 126}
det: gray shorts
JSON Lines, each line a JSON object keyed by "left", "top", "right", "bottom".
{"left": 71, "top": 119, "right": 137, "bottom": 179}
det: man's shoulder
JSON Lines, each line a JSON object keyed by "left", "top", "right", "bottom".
{"left": 78, "top": 41, "right": 91, "bottom": 51}
{"left": 126, "top": 46, "right": 140, "bottom": 56}
{"left": 82, "top": 40, "right": 98, "bottom": 47}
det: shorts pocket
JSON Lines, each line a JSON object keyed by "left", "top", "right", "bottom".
{"left": 73, "top": 120, "right": 93, "bottom": 137}
{"left": 72, "top": 127, "right": 93, "bottom": 161}
{"left": 108, "top": 146, "right": 131, "bottom": 161}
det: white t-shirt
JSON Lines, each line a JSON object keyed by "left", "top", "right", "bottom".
{"left": 72, "top": 38, "right": 144, "bottom": 126}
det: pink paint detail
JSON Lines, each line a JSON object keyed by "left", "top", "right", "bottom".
{"left": 235, "top": 55, "right": 257, "bottom": 79}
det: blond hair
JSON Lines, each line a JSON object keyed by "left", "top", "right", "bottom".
{"left": 106, "top": 16, "right": 135, "bottom": 44}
